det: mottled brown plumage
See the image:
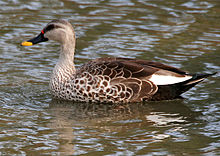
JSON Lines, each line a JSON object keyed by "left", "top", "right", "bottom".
{"left": 76, "top": 58, "right": 158, "bottom": 102}
{"left": 21, "top": 19, "right": 216, "bottom": 103}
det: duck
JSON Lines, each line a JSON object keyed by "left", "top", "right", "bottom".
{"left": 21, "top": 19, "right": 216, "bottom": 103}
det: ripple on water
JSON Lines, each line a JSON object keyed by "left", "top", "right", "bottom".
{"left": 0, "top": 0, "right": 219, "bottom": 155}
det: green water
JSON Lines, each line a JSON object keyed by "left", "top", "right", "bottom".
{"left": 0, "top": 0, "right": 219, "bottom": 155}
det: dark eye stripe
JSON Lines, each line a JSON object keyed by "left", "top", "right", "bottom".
{"left": 44, "top": 24, "right": 63, "bottom": 32}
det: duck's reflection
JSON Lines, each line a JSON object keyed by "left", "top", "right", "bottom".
{"left": 48, "top": 99, "right": 201, "bottom": 155}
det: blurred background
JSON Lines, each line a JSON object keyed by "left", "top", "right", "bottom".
{"left": 0, "top": 0, "right": 219, "bottom": 155}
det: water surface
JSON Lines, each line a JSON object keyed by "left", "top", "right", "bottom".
{"left": 0, "top": 0, "right": 220, "bottom": 155}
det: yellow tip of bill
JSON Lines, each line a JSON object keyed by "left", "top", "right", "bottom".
{"left": 21, "top": 41, "right": 33, "bottom": 46}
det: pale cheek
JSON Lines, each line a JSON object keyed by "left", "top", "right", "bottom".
{"left": 56, "top": 33, "right": 67, "bottom": 43}
{"left": 45, "top": 31, "right": 64, "bottom": 42}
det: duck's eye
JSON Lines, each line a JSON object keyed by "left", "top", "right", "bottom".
{"left": 45, "top": 24, "right": 55, "bottom": 32}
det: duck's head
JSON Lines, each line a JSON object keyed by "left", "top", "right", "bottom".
{"left": 21, "top": 19, "right": 75, "bottom": 46}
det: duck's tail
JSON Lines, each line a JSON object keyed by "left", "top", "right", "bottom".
{"left": 179, "top": 72, "right": 217, "bottom": 93}
{"left": 151, "top": 72, "right": 217, "bottom": 101}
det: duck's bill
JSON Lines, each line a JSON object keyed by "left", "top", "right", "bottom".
{"left": 21, "top": 41, "right": 33, "bottom": 46}
{"left": 21, "top": 33, "right": 48, "bottom": 46}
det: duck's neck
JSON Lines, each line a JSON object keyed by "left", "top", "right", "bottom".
{"left": 51, "top": 42, "right": 76, "bottom": 84}
{"left": 59, "top": 43, "right": 75, "bottom": 69}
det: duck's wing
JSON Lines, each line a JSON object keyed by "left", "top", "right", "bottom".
{"left": 77, "top": 57, "right": 194, "bottom": 102}
{"left": 80, "top": 57, "right": 193, "bottom": 84}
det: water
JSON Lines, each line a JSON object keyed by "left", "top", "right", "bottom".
{"left": 0, "top": 0, "right": 220, "bottom": 155}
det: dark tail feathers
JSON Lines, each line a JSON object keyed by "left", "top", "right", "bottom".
{"left": 176, "top": 72, "right": 217, "bottom": 96}
{"left": 183, "top": 72, "right": 217, "bottom": 87}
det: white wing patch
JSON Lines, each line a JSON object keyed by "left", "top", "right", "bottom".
{"left": 149, "top": 74, "right": 192, "bottom": 85}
